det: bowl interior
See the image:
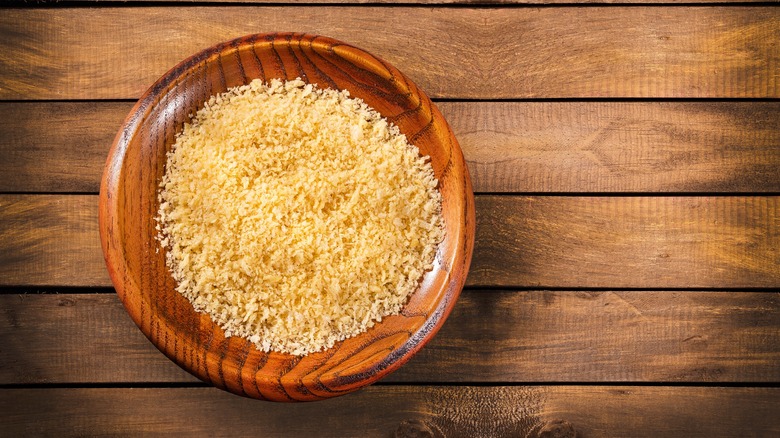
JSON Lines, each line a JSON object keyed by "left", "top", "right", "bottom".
{"left": 100, "top": 33, "right": 474, "bottom": 401}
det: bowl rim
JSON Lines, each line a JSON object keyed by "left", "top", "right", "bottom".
{"left": 99, "top": 32, "right": 475, "bottom": 401}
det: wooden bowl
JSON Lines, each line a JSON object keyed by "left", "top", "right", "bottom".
{"left": 99, "top": 33, "right": 475, "bottom": 401}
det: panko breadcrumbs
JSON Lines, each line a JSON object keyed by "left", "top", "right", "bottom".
{"left": 156, "top": 78, "right": 445, "bottom": 356}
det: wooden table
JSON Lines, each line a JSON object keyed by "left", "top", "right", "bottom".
{"left": 1, "top": 1, "right": 779, "bottom": 436}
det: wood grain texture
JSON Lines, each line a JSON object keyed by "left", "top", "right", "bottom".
{"left": 0, "top": 293, "right": 196, "bottom": 384}
{"left": 471, "top": 196, "right": 780, "bottom": 288}
{"left": 400, "top": 290, "right": 780, "bottom": 383}
{"left": 1, "top": 386, "right": 778, "bottom": 437}
{"left": 4, "top": 101, "right": 780, "bottom": 193}
{"left": 33, "top": 0, "right": 778, "bottom": 4}
{"left": 1, "top": 0, "right": 777, "bottom": 430}
{"left": 0, "top": 102, "right": 126, "bottom": 193}
{"left": 2, "top": 194, "right": 778, "bottom": 288}
{"left": 1, "top": 7, "right": 777, "bottom": 99}
{"left": 455, "top": 102, "right": 780, "bottom": 193}
{"left": 1, "top": 292, "right": 778, "bottom": 384}
{"left": 98, "top": 33, "right": 475, "bottom": 401}
{"left": 0, "top": 195, "right": 105, "bottom": 287}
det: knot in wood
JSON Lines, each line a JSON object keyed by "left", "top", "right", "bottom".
{"left": 395, "top": 419, "right": 435, "bottom": 438}
{"left": 537, "top": 419, "right": 576, "bottom": 438}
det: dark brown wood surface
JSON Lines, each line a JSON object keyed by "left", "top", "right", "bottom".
{"left": 2, "top": 386, "right": 778, "bottom": 437}
{"left": 2, "top": 195, "right": 777, "bottom": 288}
{"left": 0, "top": 196, "right": 104, "bottom": 286}
{"left": 1, "top": 7, "right": 778, "bottom": 99}
{"left": 42, "top": 0, "right": 778, "bottom": 4}
{"left": 3, "top": 101, "right": 780, "bottom": 194}
{"left": 2, "top": 0, "right": 779, "bottom": 434}
{"left": 2, "top": 292, "right": 778, "bottom": 384}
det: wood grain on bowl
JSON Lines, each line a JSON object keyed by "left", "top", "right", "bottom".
{"left": 98, "top": 33, "right": 475, "bottom": 401}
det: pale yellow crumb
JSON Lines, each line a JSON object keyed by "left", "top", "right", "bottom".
{"left": 157, "top": 78, "right": 444, "bottom": 356}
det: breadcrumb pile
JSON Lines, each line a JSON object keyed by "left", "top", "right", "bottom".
{"left": 157, "top": 78, "right": 444, "bottom": 356}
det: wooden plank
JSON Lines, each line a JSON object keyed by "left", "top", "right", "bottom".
{"left": 0, "top": 196, "right": 105, "bottom": 287}
{"left": 1, "top": 195, "right": 778, "bottom": 288}
{"left": 1, "top": 7, "right": 777, "bottom": 100}
{"left": 471, "top": 196, "right": 780, "bottom": 288}
{"left": 3, "top": 101, "right": 780, "bottom": 193}
{"left": 0, "top": 293, "right": 196, "bottom": 384}
{"left": 1, "top": 292, "right": 778, "bottom": 384}
{"left": 400, "top": 290, "right": 780, "bottom": 383}
{"left": 0, "top": 102, "right": 124, "bottom": 193}
{"left": 456, "top": 101, "right": 780, "bottom": 193}
{"left": 38, "top": 0, "right": 779, "bottom": 4}
{"left": 1, "top": 386, "right": 778, "bottom": 436}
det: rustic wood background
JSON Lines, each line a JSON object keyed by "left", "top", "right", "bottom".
{"left": 1, "top": 0, "right": 778, "bottom": 436}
